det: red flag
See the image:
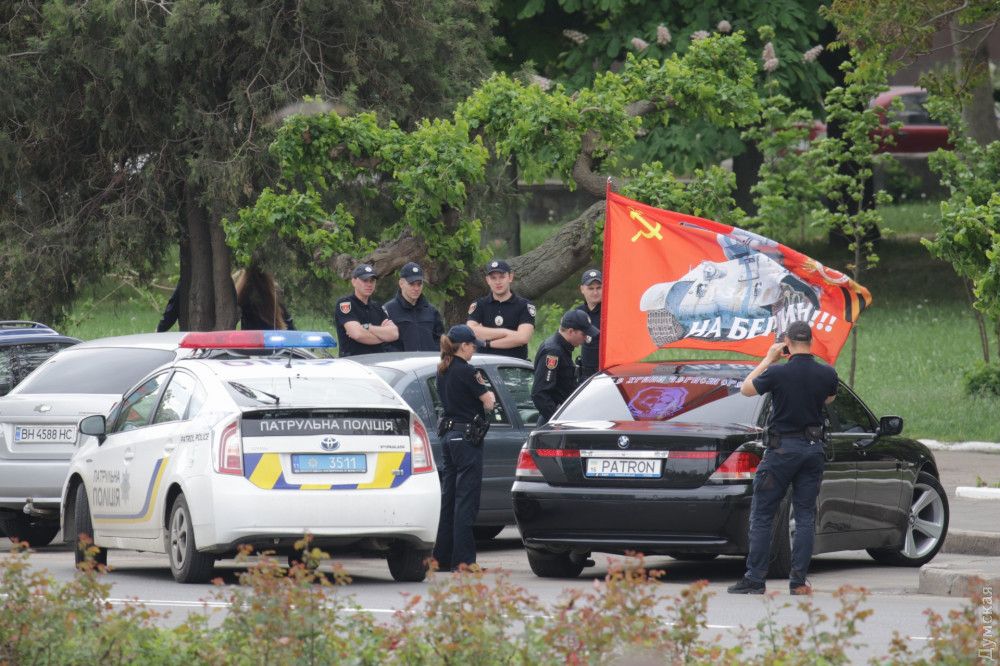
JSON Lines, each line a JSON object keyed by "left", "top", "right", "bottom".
{"left": 600, "top": 189, "right": 872, "bottom": 368}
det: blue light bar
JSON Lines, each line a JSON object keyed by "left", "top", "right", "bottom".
{"left": 179, "top": 330, "right": 337, "bottom": 349}
{"left": 262, "top": 331, "right": 337, "bottom": 349}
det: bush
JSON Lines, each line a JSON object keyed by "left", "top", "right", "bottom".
{"left": 963, "top": 362, "right": 1000, "bottom": 397}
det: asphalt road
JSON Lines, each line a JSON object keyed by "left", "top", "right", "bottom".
{"left": 2, "top": 448, "right": 996, "bottom": 662}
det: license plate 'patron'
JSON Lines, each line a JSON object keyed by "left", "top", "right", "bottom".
{"left": 585, "top": 458, "right": 662, "bottom": 479}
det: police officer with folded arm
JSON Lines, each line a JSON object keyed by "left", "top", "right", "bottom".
{"left": 531, "top": 309, "right": 599, "bottom": 424}
{"left": 728, "top": 320, "right": 838, "bottom": 595}
{"left": 575, "top": 268, "right": 602, "bottom": 383}
{"left": 466, "top": 259, "right": 535, "bottom": 360}
{"left": 334, "top": 264, "right": 399, "bottom": 357}
{"left": 383, "top": 262, "right": 444, "bottom": 352}
{"left": 432, "top": 324, "right": 496, "bottom": 571}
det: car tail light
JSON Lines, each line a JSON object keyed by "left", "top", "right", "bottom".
{"left": 216, "top": 419, "right": 243, "bottom": 476}
{"left": 411, "top": 417, "right": 434, "bottom": 474}
{"left": 515, "top": 446, "right": 543, "bottom": 479}
{"left": 708, "top": 451, "right": 761, "bottom": 482}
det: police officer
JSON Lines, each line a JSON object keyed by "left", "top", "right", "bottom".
{"left": 383, "top": 262, "right": 444, "bottom": 352}
{"left": 466, "top": 259, "right": 535, "bottom": 360}
{"left": 575, "top": 268, "right": 602, "bottom": 383}
{"left": 531, "top": 309, "right": 598, "bottom": 424}
{"left": 334, "top": 264, "right": 399, "bottom": 357}
{"left": 433, "top": 324, "right": 496, "bottom": 571}
{"left": 728, "top": 320, "right": 838, "bottom": 595}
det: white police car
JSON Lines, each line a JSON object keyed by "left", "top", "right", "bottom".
{"left": 60, "top": 331, "right": 439, "bottom": 583}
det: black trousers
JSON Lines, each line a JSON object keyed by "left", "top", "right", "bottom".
{"left": 432, "top": 429, "right": 483, "bottom": 569}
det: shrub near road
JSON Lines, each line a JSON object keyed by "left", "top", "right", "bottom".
{"left": 0, "top": 542, "right": 990, "bottom": 665}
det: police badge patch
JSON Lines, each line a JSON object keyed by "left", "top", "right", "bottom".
{"left": 339, "top": 302, "right": 351, "bottom": 314}
{"left": 468, "top": 302, "right": 477, "bottom": 315}
{"left": 494, "top": 315, "right": 504, "bottom": 326}
{"left": 527, "top": 304, "right": 536, "bottom": 317}
{"left": 545, "top": 355, "right": 558, "bottom": 369}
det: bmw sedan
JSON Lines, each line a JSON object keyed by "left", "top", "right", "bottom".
{"left": 512, "top": 361, "right": 949, "bottom": 578}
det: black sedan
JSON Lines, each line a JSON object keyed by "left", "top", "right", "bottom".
{"left": 351, "top": 352, "right": 538, "bottom": 539}
{"left": 512, "top": 361, "right": 949, "bottom": 578}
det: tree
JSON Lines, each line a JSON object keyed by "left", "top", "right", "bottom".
{"left": 225, "top": 34, "right": 763, "bottom": 324}
{"left": 0, "top": 0, "right": 494, "bottom": 329}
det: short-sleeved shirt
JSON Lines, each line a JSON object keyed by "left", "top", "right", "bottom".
{"left": 575, "top": 301, "right": 601, "bottom": 378}
{"left": 383, "top": 292, "right": 444, "bottom": 353}
{"left": 334, "top": 294, "right": 388, "bottom": 357}
{"left": 467, "top": 291, "right": 535, "bottom": 360}
{"left": 531, "top": 332, "right": 577, "bottom": 424}
{"left": 436, "top": 357, "right": 488, "bottom": 422}
{"left": 752, "top": 354, "right": 839, "bottom": 433}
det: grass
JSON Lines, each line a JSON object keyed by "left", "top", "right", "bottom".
{"left": 56, "top": 201, "right": 996, "bottom": 441}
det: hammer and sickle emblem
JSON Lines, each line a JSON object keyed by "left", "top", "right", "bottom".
{"left": 629, "top": 209, "right": 663, "bottom": 242}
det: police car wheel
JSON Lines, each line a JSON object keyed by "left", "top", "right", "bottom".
{"left": 526, "top": 547, "right": 585, "bottom": 579}
{"left": 765, "top": 498, "right": 793, "bottom": 580}
{"left": 166, "top": 495, "right": 215, "bottom": 584}
{"left": 866, "top": 471, "right": 949, "bottom": 567}
{"left": 73, "top": 483, "right": 107, "bottom": 567}
{"left": 0, "top": 513, "right": 60, "bottom": 548}
{"left": 386, "top": 543, "right": 431, "bottom": 582}
{"left": 646, "top": 309, "right": 685, "bottom": 346}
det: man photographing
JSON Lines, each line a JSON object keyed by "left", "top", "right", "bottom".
{"left": 728, "top": 320, "right": 838, "bottom": 596}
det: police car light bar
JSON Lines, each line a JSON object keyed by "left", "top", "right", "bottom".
{"left": 178, "top": 330, "right": 337, "bottom": 349}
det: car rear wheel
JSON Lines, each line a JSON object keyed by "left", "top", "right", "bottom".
{"left": 73, "top": 484, "right": 107, "bottom": 567}
{"left": 473, "top": 525, "right": 505, "bottom": 541}
{"left": 167, "top": 495, "right": 215, "bottom": 584}
{"left": 0, "top": 513, "right": 60, "bottom": 548}
{"left": 526, "top": 547, "right": 585, "bottom": 579}
{"left": 386, "top": 543, "right": 431, "bottom": 582}
{"left": 667, "top": 552, "right": 720, "bottom": 562}
{"left": 646, "top": 309, "right": 685, "bottom": 346}
{"left": 867, "top": 471, "right": 949, "bottom": 567}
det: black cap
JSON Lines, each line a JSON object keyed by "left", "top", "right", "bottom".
{"left": 786, "top": 320, "right": 812, "bottom": 342}
{"left": 352, "top": 264, "right": 377, "bottom": 279}
{"left": 581, "top": 269, "right": 602, "bottom": 285}
{"left": 400, "top": 262, "right": 425, "bottom": 283}
{"left": 447, "top": 324, "right": 477, "bottom": 344}
{"left": 561, "top": 309, "right": 599, "bottom": 338}
{"left": 484, "top": 259, "right": 512, "bottom": 275}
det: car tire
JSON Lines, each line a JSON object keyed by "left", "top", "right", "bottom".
{"left": 766, "top": 499, "right": 793, "bottom": 580}
{"left": 646, "top": 308, "right": 685, "bottom": 346}
{"left": 0, "top": 513, "right": 60, "bottom": 548}
{"left": 667, "top": 552, "right": 720, "bottom": 562}
{"left": 867, "top": 471, "right": 949, "bottom": 567}
{"left": 166, "top": 495, "right": 215, "bottom": 584}
{"left": 386, "top": 543, "right": 431, "bottom": 582}
{"left": 472, "top": 525, "right": 505, "bottom": 541}
{"left": 526, "top": 547, "right": 585, "bottom": 579}
{"left": 73, "top": 484, "right": 107, "bottom": 567}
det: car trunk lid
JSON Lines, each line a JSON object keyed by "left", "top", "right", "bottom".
{"left": 0, "top": 394, "right": 120, "bottom": 459}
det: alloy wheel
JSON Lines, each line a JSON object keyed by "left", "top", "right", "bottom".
{"left": 902, "top": 481, "right": 946, "bottom": 559}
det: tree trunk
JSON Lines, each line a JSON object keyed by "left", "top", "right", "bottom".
{"left": 733, "top": 141, "right": 762, "bottom": 216}
{"left": 179, "top": 182, "right": 237, "bottom": 331}
{"left": 952, "top": 19, "right": 1000, "bottom": 147}
{"left": 965, "top": 278, "right": 991, "bottom": 363}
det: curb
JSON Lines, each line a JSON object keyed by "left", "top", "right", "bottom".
{"left": 919, "top": 440, "right": 1000, "bottom": 454}
{"left": 943, "top": 529, "right": 1000, "bottom": 557}
{"left": 957, "top": 486, "right": 1000, "bottom": 500}
{"left": 918, "top": 559, "right": 1000, "bottom": 597}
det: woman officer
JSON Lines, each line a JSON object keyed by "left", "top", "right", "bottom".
{"left": 432, "top": 324, "right": 496, "bottom": 571}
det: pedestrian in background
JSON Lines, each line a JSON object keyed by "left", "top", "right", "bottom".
{"left": 575, "top": 268, "right": 602, "bottom": 383}
{"left": 728, "top": 320, "right": 837, "bottom": 596}
{"left": 155, "top": 285, "right": 180, "bottom": 332}
{"left": 235, "top": 266, "right": 295, "bottom": 330}
{"left": 383, "top": 262, "right": 444, "bottom": 352}
{"left": 433, "top": 324, "right": 496, "bottom": 571}
{"left": 466, "top": 259, "right": 535, "bottom": 360}
{"left": 334, "top": 264, "right": 398, "bottom": 357}
{"left": 531, "top": 309, "right": 598, "bottom": 424}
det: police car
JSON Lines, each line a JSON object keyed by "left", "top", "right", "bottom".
{"left": 60, "top": 331, "right": 439, "bottom": 583}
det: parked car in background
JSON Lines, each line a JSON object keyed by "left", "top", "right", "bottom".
{"left": 0, "top": 321, "right": 79, "bottom": 397}
{"left": 513, "top": 361, "right": 948, "bottom": 579}
{"left": 352, "top": 352, "right": 539, "bottom": 540}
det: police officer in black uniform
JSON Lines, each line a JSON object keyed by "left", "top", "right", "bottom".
{"left": 728, "top": 320, "right": 838, "bottom": 595}
{"left": 383, "top": 262, "right": 444, "bottom": 352}
{"left": 531, "top": 309, "right": 598, "bottom": 424}
{"left": 466, "top": 259, "right": 535, "bottom": 360}
{"left": 432, "top": 324, "right": 497, "bottom": 571}
{"left": 575, "top": 268, "right": 602, "bottom": 383}
{"left": 334, "top": 264, "right": 399, "bottom": 357}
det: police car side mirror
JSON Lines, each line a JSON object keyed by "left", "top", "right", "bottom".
{"left": 878, "top": 415, "right": 903, "bottom": 437}
{"left": 79, "top": 415, "right": 107, "bottom": 445}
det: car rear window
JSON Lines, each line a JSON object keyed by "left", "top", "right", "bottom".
{"left": 12, "top": 347, "right": 176, "bottom": 395}
{"left": 226, "top": 376, "right": 402, "bottom": 408}
{"left": 556, "top": 373, "right": 760, "bottom": 425}
{"left": 0, "top": 342, "right": 77, "bottom": 395}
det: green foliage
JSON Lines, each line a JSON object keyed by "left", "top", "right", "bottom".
{"left": 963, "top": 362, "right": 1000, "bottom": 397}
{"left": 621, "top": 163, "right": 746, "bottom": 226}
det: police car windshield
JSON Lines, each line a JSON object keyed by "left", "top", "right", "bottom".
{"left": 556, "top": 372, "right": 760, "bottom": 425}
{"left": 224, "top": 376, "right": 400, "bottom": 408}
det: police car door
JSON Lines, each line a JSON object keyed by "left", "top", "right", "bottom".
{"left": 88, "top": 372, "right": 170, "bottom": 540}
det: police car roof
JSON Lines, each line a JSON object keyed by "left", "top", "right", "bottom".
{"left": 184, "top": 356, "right": 381, "bottom": 381}
{"left": 70, "top": 332, "right": 187, "bottom": 350}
